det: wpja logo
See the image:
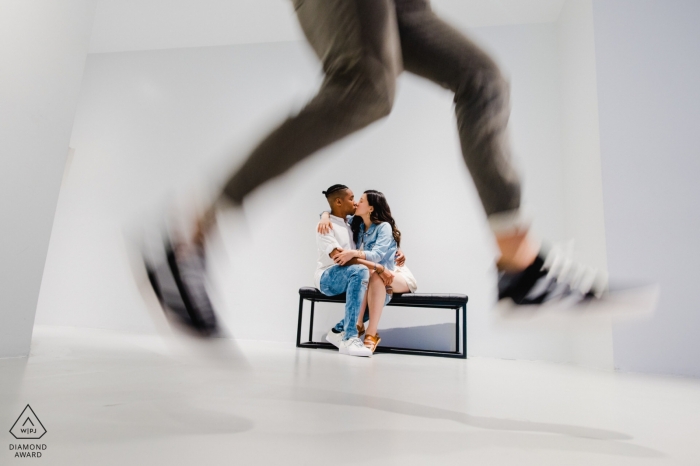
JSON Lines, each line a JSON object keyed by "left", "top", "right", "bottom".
{"left": 9, "top": 405, "right": 47, "bottom": 458}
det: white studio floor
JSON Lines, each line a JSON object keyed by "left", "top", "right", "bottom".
{"left": 1, "top": 327, "right": 699, "bottom": 465}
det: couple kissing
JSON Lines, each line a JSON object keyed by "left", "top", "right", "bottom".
{"left": 314, "top": 184, "right": 417, "bottom": 357}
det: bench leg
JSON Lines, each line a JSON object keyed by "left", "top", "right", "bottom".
{"left": 296, "top": 296, "right": 305, "bottom": 347}
{"left": 461, "top": 303, "right": 467, "bottom": 359}
{"left": 455, "top": 308, "right": 459, "bottom": 354}
{"left": 308, "top": 300, "right": 316, "bottom": 343}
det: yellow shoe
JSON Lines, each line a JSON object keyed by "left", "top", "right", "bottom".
{"left": 363, "top": 334, "right": 381, "bottom": 353}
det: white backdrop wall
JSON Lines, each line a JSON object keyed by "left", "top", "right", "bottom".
{"left": 86, "top": 0, "right": 567, "bottom": 54}
{"left": 593, "top": 0, "right": 700, "bottom": 377}
{"left": 35, "top": 21, "right": 613, "bottom": 367}
{"left": 556, "top": 0, "right": 613, "bottom": 369}
{"left": 0, "top": 0, "right": 96, "bottom": 358}
{"left": 557, "top": 0, "right": 607, "bottom": 273}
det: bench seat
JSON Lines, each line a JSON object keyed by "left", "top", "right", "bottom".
{"left": 296, "top": 287, "right": 468, "bottom": 358}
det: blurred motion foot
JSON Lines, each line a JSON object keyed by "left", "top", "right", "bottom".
{"left": 497, "top": 247, "right": 659, "bottom": 319}
{"left": 145, "top": 239, "right": 220, "bottom": 337}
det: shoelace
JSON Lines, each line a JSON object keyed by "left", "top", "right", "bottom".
{"left": 347, "top": 338, "right": 365, "bottom": 348}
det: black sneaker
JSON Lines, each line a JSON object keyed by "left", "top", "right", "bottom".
{"left": 498, "top": 255, "right": 596, "bottom": 305}
{"left": 498, "top": 250, "right": 658, "bottom": 317}
{"left": 145, "top": 240, "right": 219, "bottom": 337}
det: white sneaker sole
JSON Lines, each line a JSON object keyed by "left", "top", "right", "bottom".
{"left": 339, "top": 347, "right": 372, "bottom": 357}
{"left": 495, "top": 283, "right": 660, "bottom": 324}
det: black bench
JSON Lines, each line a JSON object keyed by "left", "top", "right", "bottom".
{"left": 296, "top": 287, "right": 468, "bottom": 359}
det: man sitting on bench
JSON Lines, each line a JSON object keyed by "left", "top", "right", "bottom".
{"left": 314, "top": 184, "right": 374, "bottom": 357}
{"left": 316, "top": 183, "right": 415, "bottom": 356}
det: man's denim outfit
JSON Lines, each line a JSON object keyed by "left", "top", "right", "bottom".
{"left": 320, "top": 265, "right": 369, "bottom": 339}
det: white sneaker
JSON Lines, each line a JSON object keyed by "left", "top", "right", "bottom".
{"left": 325, "top": 329, "right": 344, "bottom": 348}
{"left": 339, "top": 337, "right": 372, "bottom": 357}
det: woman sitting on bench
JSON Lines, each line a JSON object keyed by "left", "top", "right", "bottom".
{"left": 320, "top": 190, "right": 417, "bottom": 353}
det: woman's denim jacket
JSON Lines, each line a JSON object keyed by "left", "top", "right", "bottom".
{"left": 348, "top": 216, "right": 397, "bottom": 271}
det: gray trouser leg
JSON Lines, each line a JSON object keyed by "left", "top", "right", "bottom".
{"left": 395, "top": 0, "right": 521, "bottom": 217}
{"left": 222, "top": 0, "right": 521, "bottom": 221}
{"left": 222, "top": 0, "right": 402, "bottom": 204}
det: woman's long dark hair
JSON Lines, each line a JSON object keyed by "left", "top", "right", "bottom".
{"left": 351, "top": 190, "right": 401, "bottom": 248}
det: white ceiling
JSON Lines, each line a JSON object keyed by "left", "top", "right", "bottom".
{"left": 88, "top": 0, "right": 566, "bottom": 54}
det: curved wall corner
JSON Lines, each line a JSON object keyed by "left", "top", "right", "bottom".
{"left": 0, "top": 0, "right": 96, "bottom": 358}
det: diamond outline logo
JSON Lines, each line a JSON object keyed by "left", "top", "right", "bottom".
{"left": 10, "top": 405, "right": 46, "bottom": 440}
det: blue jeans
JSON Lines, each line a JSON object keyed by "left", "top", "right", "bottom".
{"left": 319, "top": 264, "right": 369, "bottom": 340}
{"left": 326, "top": 274, "right": 392, "bottom": 338}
